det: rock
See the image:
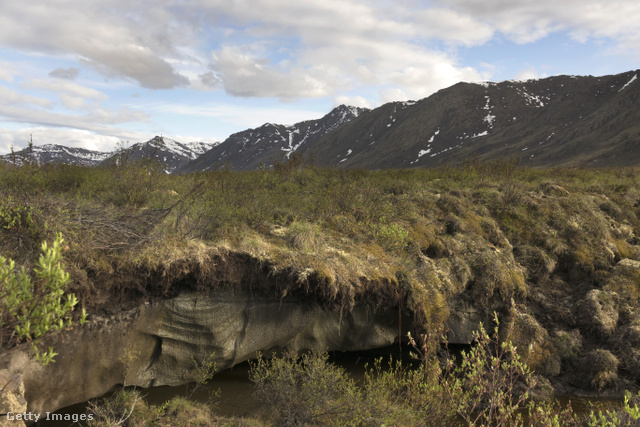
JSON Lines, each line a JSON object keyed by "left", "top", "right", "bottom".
{"left": 0, "top": 370, "right": 27, "bottom": 427}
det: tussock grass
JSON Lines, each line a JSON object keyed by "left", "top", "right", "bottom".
{"left": 1, "top": 159, "right": 640, "bottom": 364}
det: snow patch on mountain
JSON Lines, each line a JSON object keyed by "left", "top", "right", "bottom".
{"left": 619, "top": 74, "right": 637, "bottom": 92}
{"left": 517, "top": 87, "right": 547, "bottom": 107}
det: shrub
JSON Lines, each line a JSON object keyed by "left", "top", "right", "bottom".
{"left": 361, "top": 357, "right": 458, "bottom": 425}
{"left": 434, "top": 313, "right": 536, "bottom": 427}
{"left": 0, "top": 233, "right": 85, "bottom": 364}
{"left": 250, "top": 349, "right": 362, "bottom": 426}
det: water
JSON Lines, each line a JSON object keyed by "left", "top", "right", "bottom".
{"left": 37, "top": 345, "right": 624, "bottom": 425}
{"left": 38, "top": 345, "right": 406, "bottom": 425}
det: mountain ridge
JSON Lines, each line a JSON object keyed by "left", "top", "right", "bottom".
{"left": 182, "top": 104, "right": 368, "bottom": 172}
{"left": 300, "top": 70, "right": 640, "bottom": 168}
{"left": 2, "top": 70, "right": 640, "bottom": 171}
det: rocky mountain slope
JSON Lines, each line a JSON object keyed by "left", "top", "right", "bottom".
{"left": 1, "top": 137, "right": 217, "bottom": 173}
{"left": 100, "top": 136, "right": 217, "bottom": 173}
{"left": 183, "top": 104, "right": 368, "bottom": 171}
{"left": 302, "top": 70, "right": 640, "bottom": 168}
{"left": 2, "top": 70, "right": 639, "bottom": 171}
{"left": 0, "top": 144, "right": 112, "bottom": 167}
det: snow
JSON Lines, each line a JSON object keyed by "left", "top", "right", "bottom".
{"left": 483, "top": 96, "right": 491, "bottom": 111}
{"left": 428, "top": 129, "right": 440, "bottom": 143}
{"left": 619, "top": 74, "right": 637, "bottom": 92}
{"left": 517, "top": 88, "right": 546, "bottom": 107}
{"left": 483, "top": 113, "right": 496, "bottom": 127}
{"left": 184, "top": 141, "right": 217, "bottom": 155}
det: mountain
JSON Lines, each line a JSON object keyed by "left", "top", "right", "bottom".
{"left": 1, "top": 137, "right": 217, "bottom": 173}
{"left": 102, "top": 136, "right": 218, "bottom": 173}
{"left": 183, "top": 104, "right": 368, "bottom": 172}
{"left": 3, "top": 70, "right": 640, "bottom": 172}
{"left": 0, "top": 144, "right": 112, "bottom": 167}
{"left": 298, "top": 70, "right": 640, "bottom": 168}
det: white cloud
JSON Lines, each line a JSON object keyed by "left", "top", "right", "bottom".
{"left": 210, "top": 45, "right": 337, "bottom": 99}
{"left": 200, "top": 1, "right": 494, "bottom": 102}
{"left": 0, "top": 0, "right": 639, "bottom": 153}
{"left": 0, "top": 127, "right": 131, "bottom": 154}
{"left": 150, "top": 102, "right": 328, "bottom": 130}
{"left": 0, "top": 85, "right": 53, "bottom": 109}
{"left": 26, "top": 79, "right": 109, "bottom": 104}
{"left": 439, "top": 0, "right": 640, "bottom": 51}
{"left": 334, "top": 95, "right": 371, "bottom": 108}
{"left": 0, "top": 1, "right": 191, "bottom": 89}
{"left": 514, "top": 66, "right": 548, "bottom": 81}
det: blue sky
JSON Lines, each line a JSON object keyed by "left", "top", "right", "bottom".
{"left": 0, "top": 0, "right": 638, "bottom": 154}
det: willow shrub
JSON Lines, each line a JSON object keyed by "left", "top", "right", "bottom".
{"left": 0, "top": 233, "right": 85, "bottom": 364}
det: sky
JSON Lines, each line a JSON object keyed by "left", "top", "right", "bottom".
{"left": 0, "top": 0, "right": 639, "bottom": 154}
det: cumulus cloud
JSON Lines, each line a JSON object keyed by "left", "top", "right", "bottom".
{"left": 334, "top": 95, "right": 371, "bottom": 109}
{"left": 210, "top": 45, "right": 338, "bottom": 99}
{"left": 0, "top": 0, "right": 639, "bottom": 150}
{"left": 0, "top": 85, "right": 53, "bottom": 109}
{"left": 0, "top": 1, "right": 191, "bottom": 89}
{"left": 199, "top": 71, "right": 221, "bottom": 89}
{"left": 199, "top": 1, "right": 493, "bottom": 102}
{"left": 49, "top": 67, "right": 80, "bottom": 80}
{"left": 0, "top": 127, "right": 130, "bottom": 154}
{"left": 514, "top": 66, "right": 549, "bottom": 81}
{"left": 2, "top": 0, "right": 638, "bottom": 100}
{"left": 439, "top": 0, "right": 640, "bottom": 49}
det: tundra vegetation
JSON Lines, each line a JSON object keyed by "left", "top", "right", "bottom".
{"left": 1, "top": 154, "right": 640, "bottom": 425}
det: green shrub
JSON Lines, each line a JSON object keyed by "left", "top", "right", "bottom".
{"left": 0, "top": 233, "right": 85, "bottom": 364}
{"left": 250, "top": 349, "right": 362, "bottom": 426}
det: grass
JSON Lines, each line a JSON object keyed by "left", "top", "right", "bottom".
{"left": 1, "top": 158, "right": 640, "bottom": 392}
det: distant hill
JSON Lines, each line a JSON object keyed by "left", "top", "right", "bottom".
{"left": 1, "top": 137, "right": 217, "bottom": 173}
{"left": 0, "top": 144, "right": 112, "bottom": 167}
